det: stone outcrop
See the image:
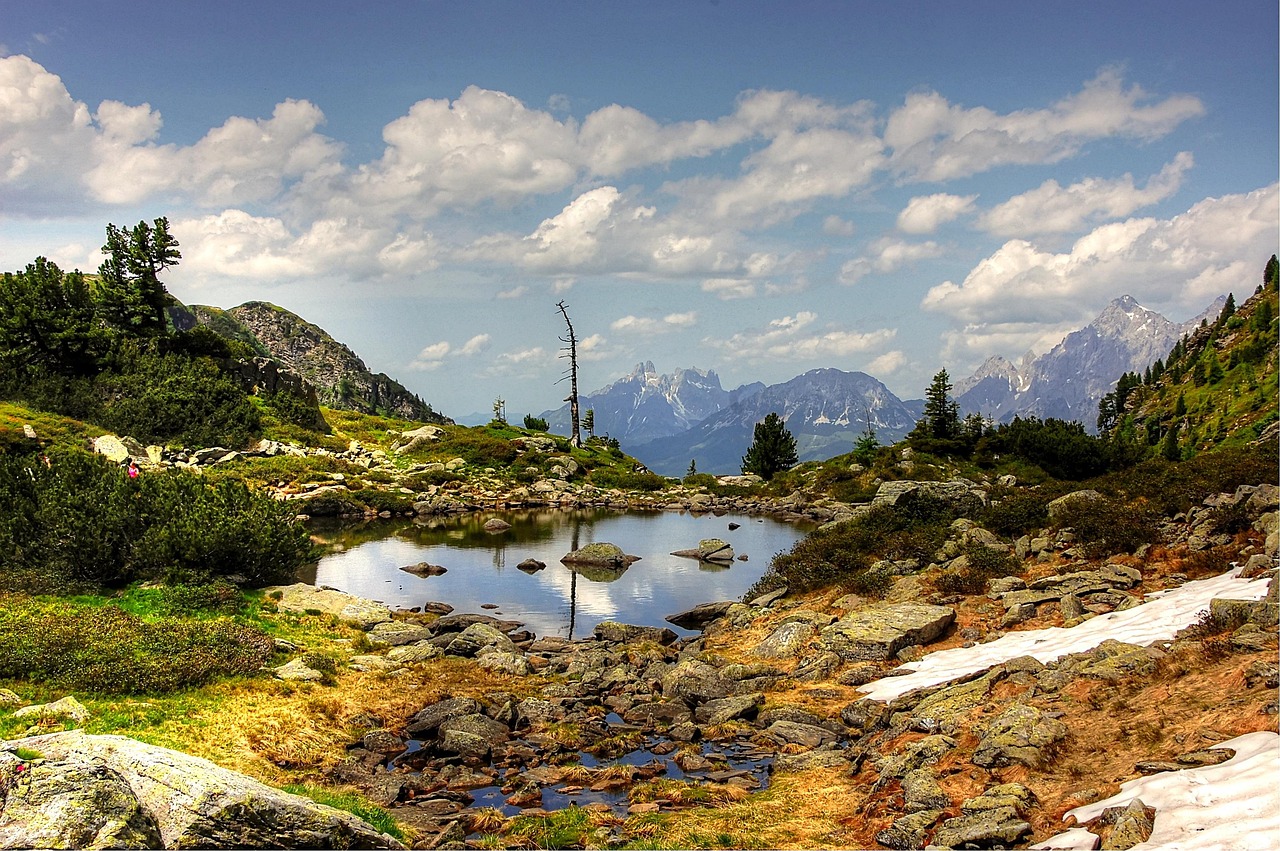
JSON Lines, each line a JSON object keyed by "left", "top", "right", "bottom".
{"left": 265, "top": 583, "right": 392, "bottom": 630}
{"left": 0, "top": 732, "right": 404, "bottom": 849}
{"left": 819, "top": 603, "right": 955, "bottom": 661}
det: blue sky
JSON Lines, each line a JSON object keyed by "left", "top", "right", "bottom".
{"left": 3, "top": 1, "right": 1276, "bottom": 419}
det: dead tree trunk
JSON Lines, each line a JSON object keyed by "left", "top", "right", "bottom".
{"left": 556, "top": 300, "right": 582, "bottom": 447}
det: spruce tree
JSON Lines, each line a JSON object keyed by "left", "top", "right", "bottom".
{"left": 741, "top": 412, "right": 798, "bottom": 480}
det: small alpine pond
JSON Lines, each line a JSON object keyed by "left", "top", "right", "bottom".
{"left": 303, "top": 507, "right": 814, "bottom": 638}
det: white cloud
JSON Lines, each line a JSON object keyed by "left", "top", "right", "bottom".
{"left": 459, "top": 334, "right": 491, "bottom": 356}
{"left": 977, "top": 151, "right": 1194, "bottom": 236}
{"left": 840, "top": 237, "right": 943, "bottom": 284}
{"left": 923, "top": 183, "right": 1279, "bottom": 353}
{"left": 611, "top": 312, "right": 698, "bottom": 334}
{"left": 823, "top": 215, "right": 856, "bottom": 237}
{"left": 701, "top": 277, "right": 756, "bottom": 299}
{"left": 409, "top": 341, "right": 451, "bottom": 371}
{"left": 886, "top": 69, "right": 1204, "bottom": 182}
{"left": 897, "top": 193, "right": 977, "bottom": 234}
{"left": 709, "top": 310, "right": 896, "bottom": 361}
{"left": 867, "top": 350, "right": 907, "bottom": 375}
{"left": 496, "top": 285, "right": 528, "bottom": 299}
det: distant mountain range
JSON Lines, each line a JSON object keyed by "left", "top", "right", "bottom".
{"left": 539, "top": 362, "right": 764, "bottom": 445}
{"left": 956, "top": 294, "right": 1225, "bottom": 431}
{"left": 628, "top": 368, "right": 920, "bottom": 476}
{"left": 542, "top": 293, "right": 1226, "bottom": 476}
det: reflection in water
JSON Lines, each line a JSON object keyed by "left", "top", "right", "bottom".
{"left": 307, "top": 508, "right": 813, "bottom": 639}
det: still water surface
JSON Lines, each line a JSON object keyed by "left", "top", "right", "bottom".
{"left": 305, "top": 508, "right": 814, "bottom": 639}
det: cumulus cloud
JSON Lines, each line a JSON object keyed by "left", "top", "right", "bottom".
{"left": 886, "top": 69, "right": 1204, "bottom": 182}
{"left": 867, "top": 350, "right": 907, "bottom": 375}
{"left": 611, "top": 311, "right": 698, "bottom": 334}
{"left": 173, "top": 210, "right": 438, "bottom": 282}
{"left": 840, "top": 237, "right": 943, "bottom": 284}
{"left": 977, "top": 151, "right": 1194, "bottom": 236}
{"left": 923, "top": 183, "right": 1279, "bottom": 352}
{"left": 701, "top": 277, "right": 756, "bottom": 299}
{"left": 897, "top": 193, "right": 977, "bottom": 233}
{"left": 409, "top": 341, "right": 452, "bottom": 370}
{"left": 709, "top": 310, "right": 896, "bottom": 361}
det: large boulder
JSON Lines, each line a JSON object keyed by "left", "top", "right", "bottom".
{"left": 752, "top": 622, "right": 816, "bottom": 659}
{"left": 665, "top": 601, "right": 735, "bottom": 631}
{"left": 821, "top": 603, "right": 955, "bottom": 662}
{"left": 560, "top": 543, "right": 640, "bottom": 569}
{"left": 0, "top": 731, "right": 403, "bottom": 849}
{"left": 265, "top": 583, "right": 392, "bottom": 630}
{"left": 972, "top": 703, "right": 1069, "bottom": 768}
{"left": 872, "top": 479, "right": 987, "bottom": 516}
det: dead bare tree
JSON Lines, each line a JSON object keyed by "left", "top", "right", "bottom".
{"left": 556, "top": 300, "right": 582, "bottom": 447}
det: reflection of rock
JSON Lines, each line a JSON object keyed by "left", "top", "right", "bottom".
{"left": 560, "top": 542, "right": 640, "bottom": 568}
{"left": 400, "top": 562, "right": 447, "bottom": 577}
{"left": 672, "top": 538, "right": 735, "bottom": 563}
{"left": 564, "top": 562, "right": 630, "bottom": 583}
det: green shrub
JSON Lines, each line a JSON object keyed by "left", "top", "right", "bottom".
{"left": 438, "top": 429, "right": 519, "bottom": 466}
{"left": 299, "top": 490, "right": 366, "bottom": 517}
{"left": 0, "top": 449, "right": 314, "bottom": 592}
{"left": 349, "top": 488, "right": 414, "bottom": 514}
{"left": 980, "top": 491, "right": 1050, "bottom": 537}
{"left": 934, "top": 544, "right": 1022, "bottom": 596}
{"left": 1051, "top": 496, "right": 1160, "bottom": 558}
{"left": 0, "top": 595, "right": 273, "bottom": 694}
{"left": 589, "top": 468, "right": 668, "bottom": 491}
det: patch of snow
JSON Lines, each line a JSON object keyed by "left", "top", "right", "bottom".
{"left": 1040, "top": 731, "right": 1280, "bottom": 851}
{"left": 858, "top": 566, "right": 1270, "bottom": 702}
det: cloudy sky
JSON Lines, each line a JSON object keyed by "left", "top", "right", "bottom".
{"left": 3, "top": 1, "right": 1276, "bottom": 419}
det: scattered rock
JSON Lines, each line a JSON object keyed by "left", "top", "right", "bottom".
{"left": 665, "top": 600, "right": 735, "bottom": 631}
{"left": 820, "top": 603, "right": 955, "bottom": 661}
{"left": 12, "top": 696, "right": 89, "bottom": 726}
{"left": 560, "top": 542, "right": 640, "bottom": 568}
{"left": 516, "top": 559, "right": 546, "bottom": 573}
{"left": 483, "top": 518, "right": 512, "bottom": 533}
{"left": 752, "top": 621, "right": 816, "bottom": 659}
{"left": 265, "top": 583, "right": 392, "bottom": 630}
{"left": 973, "top": 703, "right": 1069, "bottom": 769}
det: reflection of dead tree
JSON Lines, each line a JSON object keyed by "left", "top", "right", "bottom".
{"left": 556, "top": 300, "right": 582, "bottom": 447}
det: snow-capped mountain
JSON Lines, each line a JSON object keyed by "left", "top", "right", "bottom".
{"left": 540, "top": 362, "right": 763, "bottom": 445}
{"left": 629, "top": 368, "right": 918, "bottom": 476}
{"left": 957, "top": 295, "right": 1226, "bottom": 430}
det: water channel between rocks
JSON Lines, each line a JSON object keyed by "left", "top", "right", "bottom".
{"left": 303, "top": 507, "right": 816, "bottom": 639}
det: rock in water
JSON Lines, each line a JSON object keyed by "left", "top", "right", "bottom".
{"left": 0, "top": 731, "right": 404, "bottom": 849}
{"left": 560, "top": 542, "right": 640, "bottom": 568}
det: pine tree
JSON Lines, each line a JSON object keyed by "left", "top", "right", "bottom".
{"left": 97, "top": 218, "right": 180, "bottom": 336}
{"left": 921, "top": 369, "right": 960, "bottom": 440}
{"left": 741, "top": 412, "right": 798, "bottom": 480}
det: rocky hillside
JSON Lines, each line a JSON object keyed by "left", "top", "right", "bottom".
{"left": 957, "top": 294, "right": 1224, "bottom": 431}
{"left": 235, "top": 468, "right": 1278, "bottom": 849}
{"left": 631, "top": 368, "right": 919, "bottom": 476}
{"left": 1108, "top": 262, "right": 1279, "bottom": 455}
{"left": 189, "top": 301, "right": 449, "bottom": 425}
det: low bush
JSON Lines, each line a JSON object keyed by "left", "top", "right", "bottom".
{"left": 1051, "top": 496, "right": 1160, "bottom": 558}
{"left": 979, "top": 490, "right": 1051, "bottom": 537}
{"left": 589, "top": 468, "right": 668, "bottom": 491}
{"left": 0, "top": 594, "right": 273, "bottom": 694}
{"left": 299, "top": 490, "right": 367, "bottom": 517}
{"left": 933, "top": 544, "right": 1021, "bottom": 595}
{"left": 0, "top": 449, "right": 314, "bottom": 592}
{"left": 349, "top": 488, "right": 415, "bottom": 514}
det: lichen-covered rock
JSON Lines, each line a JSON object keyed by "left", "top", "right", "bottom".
{"left": 442, "top": 622, "right": 516, "bottom": 657}
{"left": 477, "top": 651, "right": 531, "bottom": 676}
{"left": 369, "top": 620, "right": 434, "bottom": 646}
{"left": 1047, "top": 489, "right": 1105, "bottom": 523}
{"left": 903, "top": 768, "right": 950, "bottom": 813}
{"left": 752, "top": 621, "right": 816, "bottom": 659}
{"left": 933, "top": 806, "right": 1032, "bottom": 849}
{"left": 694, "top": 694, "right": 763, "bottom": 726}
{"left": 12, "top": 696, "right": 90, "bottom": 726}
{"left": 271, "top": 657, "right": 326, "bottom": 682}
{"left": 961, "top": 783, "right": 1037, "bottom": 815}
{"left": 0, "top": 731, "right": 404, "bottom": 849}
{"left": 875, "top": 735, "right": 957, "bottom": 786}
{"left": 560, "top": 542, "right": 640, "bottom": 568}
{"left": 908, "top": 674, "right": 996, "bottom": 735}
{"left": 592, "top": 622, "right": 678, "bottom": 646}
{"left": 437, "top": 714, "right": 509, "bottom": 758}
{"left": 386, "top": 641, "right": 443, "bottom": 665}
{"left": 1102, "top": 798, "right": 1155, "bottom": 849}
{"left": 661, "top": 660, "right": 731, "bottom": 706}
{"left": 820, "top": 603, "right": 955, "bottom": 661}
{"left": 265, "top": 583, "right": 392, "bottom": 630}
{"left": 973, "top": 703, "right": 1069, "bottom": 768}
{"left": 875, "top": 809, "right": 943, "bottom": 849}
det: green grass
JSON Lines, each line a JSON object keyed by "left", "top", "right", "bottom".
{"left": 281, "top": 783, "right": 406, "bottom": 840}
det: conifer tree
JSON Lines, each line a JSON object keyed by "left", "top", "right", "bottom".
{"left": 741, "top": 412, "right": 798, "bottom": 480}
